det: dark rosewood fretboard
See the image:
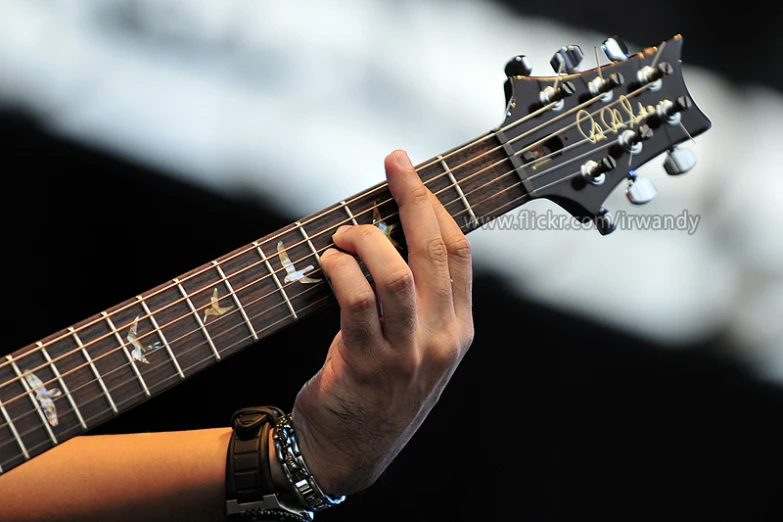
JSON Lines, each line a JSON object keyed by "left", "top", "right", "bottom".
{"left": 0, "top": 131, "right": 525, "bottom": 476}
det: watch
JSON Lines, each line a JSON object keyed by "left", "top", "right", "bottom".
{"left": 225, "top": 406, "right": 314, "bottom": 522}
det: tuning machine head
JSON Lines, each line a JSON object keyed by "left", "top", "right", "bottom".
{"left": 626, "top": 172, "right": 658, "bottom": 205}
{"left": 594, "top": 208, "right": 617, "bottom": 235}
{"left": 550, "top": 45, "right": 584, "bottom": 74}
{"left": 602, "top": 36, "right": 629, "bottom": 62}
{"left": 663, "top": 147, "right": 697, "bottom": 175}
{"left": 505, "top": 55, "right": 533, "bottom": 77}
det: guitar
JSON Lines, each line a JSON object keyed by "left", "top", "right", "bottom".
{"left": 0, "top": 34, "right": 711, "bottom": 476}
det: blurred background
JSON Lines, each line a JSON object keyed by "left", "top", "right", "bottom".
{"left": 1, "top": 1, "right": 781, "bottom": 521}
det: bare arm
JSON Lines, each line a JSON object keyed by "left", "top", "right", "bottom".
{"left": 0, "top": 149, "right": 474, "bottom": 520}
{"left": 0, "top": 428, "right": 231, "bottom": 522}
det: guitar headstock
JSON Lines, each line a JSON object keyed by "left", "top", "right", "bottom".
{"left": 499, "top": 34, "right": 710, "bottom": 234}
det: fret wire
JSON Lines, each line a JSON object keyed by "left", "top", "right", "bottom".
{"left": 212, "top": 261, "right": 258, "bottom": 341}
{"left": 297, "top": 222, "right": 335, "bottom": 295}
{"left": 2, "top": 292, "right": 338, "bottom": 463}
{"left": 70, "top": 328, "right": 118, "bottom": 414}
{"left": 2, "top": 84, "right": 627, "bottom": 409}
{"left": 102, "top": 312, "right": 151, "bottom": 399}
{"left": 2, "top": 153, "right": 493, "bottom": 414}
{"left": 296, "top": 221, "right": 322, "bottom": 264}
{"left": 254, "top": 241, "right": 298, "bottom": 321}
{"left": 175, "top": 278, "right": 221, "bottom": 362}
{"left": 340, "top": 200, "right": 360, "bottom": 226}
{"left": 2, "top": 86, "right": 603, "bottom": 371}
{"left": 0, "top": 139, "right": 491, "bottom": 388}
{"left": 39, "top": 342, "right": 87, "bottom": 430}
{"left": 136, "top": 296, "right": 185, "bottom": 380}
{"left": 6, "top": 355, "right": 58, "bottom": 446}
{"left": 0, "top": 393, "right": 28, "bottom": 460}
{"left": 438, "top": 155, "right": 478, "bottom": 223}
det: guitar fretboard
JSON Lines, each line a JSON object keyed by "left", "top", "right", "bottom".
{"left": 0, "top": 131, "right": 527, "bottom": 475}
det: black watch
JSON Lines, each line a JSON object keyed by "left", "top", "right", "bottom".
{"left": 225, "top": 406, "right": 313, "bottom": 522}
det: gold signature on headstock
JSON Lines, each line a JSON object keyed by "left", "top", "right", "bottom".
{"left": 576, "top": 95, "right": 658, "bottom": 144}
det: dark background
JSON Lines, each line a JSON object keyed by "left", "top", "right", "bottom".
{"left": 2, "top": 2, "right": 782, "bottom": 521}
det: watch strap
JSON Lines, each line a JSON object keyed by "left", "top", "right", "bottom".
{"left": 225, "top": 406, "right": 312, "bottom": 522}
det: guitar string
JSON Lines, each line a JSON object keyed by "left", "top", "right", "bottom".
{"left": 0, "top": 124, "right": 641, "bottom": 455}
{"left": 0, "top": 90, "right": 661, "bottom": 421}
{"left": 0, "top": 293, "right": 337, "bottom": 468}
{"left": 0, "top": 67, "right": 652, "bottom": 377}
{"left": 0, "top": 97, "right": 554, "bottom": 374}
{"left": 2, "top": 47, "right": 666, "bottom": 382}
{"left": 0, "top": 145, "right": 608, "bottom": 461}
{"left": 0, "top": 97, "right": 631, "bottom": 409}
{"left": 0, "top": 77, "right": 657, "bottom": 397}
{"left": 0, "top": 127, "right": 599, "bottom": 418}
{"left": 0, "top": 49, "right": 670, "bottom": 432}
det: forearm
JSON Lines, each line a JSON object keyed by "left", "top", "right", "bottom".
{"left": 0, "top": 428, "right": 232, "bottom": 522}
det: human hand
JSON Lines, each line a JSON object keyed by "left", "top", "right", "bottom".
{"left": 285, "top": 149, "right": 474, "bottom": 497}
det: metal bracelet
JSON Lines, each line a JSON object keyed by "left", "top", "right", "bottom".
{"left": 273, "top": 414, "right": 346, "bottom": 513}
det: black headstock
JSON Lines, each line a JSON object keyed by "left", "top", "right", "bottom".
{"left": 498, "top": 35, "right": 711, "bottom": 234}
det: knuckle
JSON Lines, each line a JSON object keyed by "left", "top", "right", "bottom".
{"left": 428, "top": 344, "right": 461, "bottom": 371}
{"left": 381, "top": 268, "right": 415, "bottom": 295}
{"left": 409, "top": 186, "right": 430, "bottom": 206}
{"left": 423, "top": 236, "right": 448, "bottom": 264}
{"left": 345, "top": 291, "right": 377, "bottom": 314}
{"left": 424, "top": 331, "right": 461, "bottom": 368}
{"left": 448, "top": 236, "right": 472, "bottom": 261}
{"left": 356, "top": 224, "right": 381, "bottom": 242}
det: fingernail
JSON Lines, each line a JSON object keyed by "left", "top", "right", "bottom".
{"left": 394, "top": 150, "right": 413, "bottom": 169}
{"left": 321, "top": 247, "right": 337, "bottom": 258}
{"left": 334, "top": 225, "right": 351, "bottom": 237}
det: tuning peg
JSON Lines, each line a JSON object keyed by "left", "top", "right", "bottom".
{"left": 602, "top": 36, "right": 629, "bottom": 62}
{"left": 619, "top": 124, "right": 654, "bottom": 154}
{"left": 657, "top": 96, "right": 692, "bottom": 125}
{"left": 626, "top": 173, "right": 658, "bottom": 205}
{"left": 581, "top": 155, "right": 616, "bottom": 185}
{"left": 663, "top": 147, "right": 697, "bottom": 175}
{"left": 550, "top": 45, "right": 584, "bottom": 74}
{"left": 505, "top": 55, "right": 533, "bottom": 77}
{"left": 594, "top": 207, "right": 616, "bottom": 236}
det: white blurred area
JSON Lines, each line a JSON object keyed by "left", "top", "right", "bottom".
{"left": 1, "top": 0, "right": 781, "bottom": 382}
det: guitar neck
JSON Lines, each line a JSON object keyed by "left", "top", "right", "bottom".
{"left": 0, "top": 131, "right": 524, "bottom": 475}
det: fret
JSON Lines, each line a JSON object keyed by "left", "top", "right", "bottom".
{"left": 175, "top": 279, "right": 221, "bottom": 362}
{"left": 39, "top": 343, "right": 87, "bottom": 430}
{"left": 0, "top": 396, "right": 27, "bottom": 460}
{"left": 340, "top": 200, "right": 360, "bottom": 226}
{"left": 216, "top": 242, "right": 292, "bottom": 347}
{"left": 138, "top": 281, "right": 219, "bottom": 379}
{"left": 493, "top": 128, "right": 534, "bottom": 193}
{"left": 254, "top": 241, "right": 298, "bottom": 320}
{"left": 438, "top": 155, "right": 477, "bottom": 223}
{"left": 296, "top": 221, "right": 322, "bottom": 263}
{"left": 136, "top": 296, "right": 185, "bottom": 380}
{"left": 212, "top": 261, "right": 258, "bottom": 341}
{"left": 6, "top": 355, "right": 58, "bottom": 446}
{"left": 178, "top": 264, "right": 254, "bottom": 360}
{"left": 102, "top": 312, "right": 151, "bottom": 399}
{"left": 437, "top": 137, "right": 521, "bottom": 229}
{"left": 101, "top": 298, "right": 186, "bottom": 397}
{"left": 69, "top": 328, "right": 118, "bottom": 414}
